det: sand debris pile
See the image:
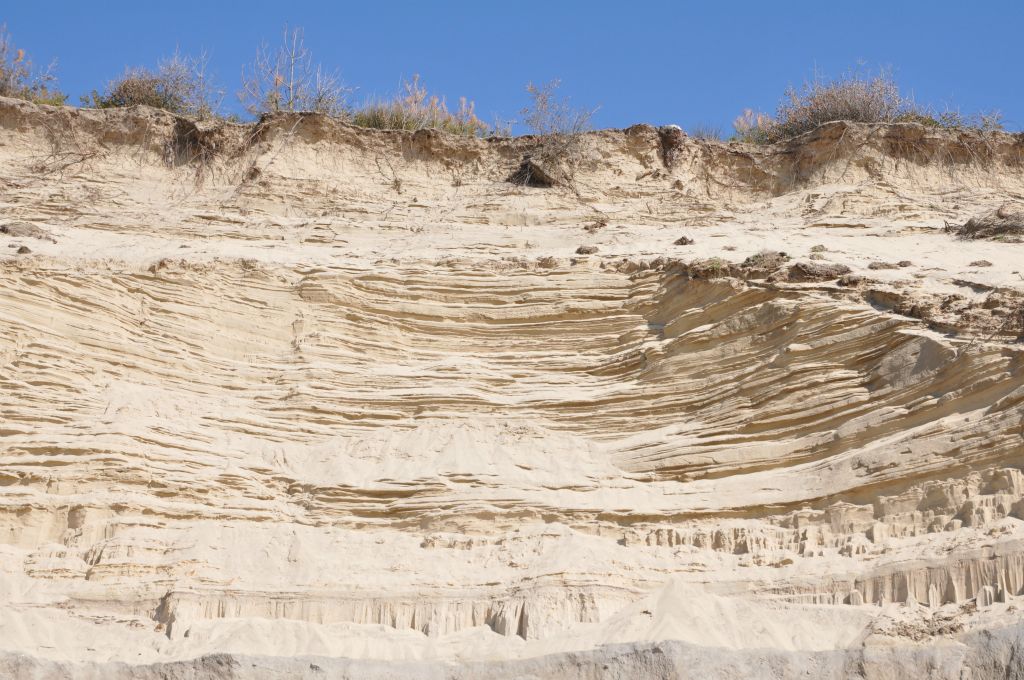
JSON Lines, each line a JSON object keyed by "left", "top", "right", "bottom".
{"left": 951, "top": 203, "right": 1024, "bottom": 241}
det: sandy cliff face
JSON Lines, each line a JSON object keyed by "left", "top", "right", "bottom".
{"left": 1, "top": 97, "right": 1023, "bottom": 679}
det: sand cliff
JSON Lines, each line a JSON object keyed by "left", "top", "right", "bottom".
{"left": 1, "top": 97, "right": 1023, "bottom": 678}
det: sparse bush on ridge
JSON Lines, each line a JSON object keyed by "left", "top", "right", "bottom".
{"left": 775, "top": 69, "right": 906, "bottom": 138}
{"left": 1, "top": 24, "right": 1012, "bottom": 146}
{"left": 351, "top": 75, "right": 490, "bottom": 136}
{"left": 510, "top": 80, "right": 595, "bottom": 186}
{"left": 84, "top": 52, "right": 223, "bottom": 118}
{"left": 733, "top": 69, "right": 908, "bottom": 143}
{"left": 733, "top": 68, "right": 1005, "bottom": 144}
{"left": 520, "top": 79, "right": 594, "bottom": 139}
{"left": 0, "top": 24, "right": 66, "bottom": 106}
{"left": 239, "top": 25, "right": 348, "bottom": 116}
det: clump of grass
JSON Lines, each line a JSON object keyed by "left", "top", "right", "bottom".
{"left": 895, "top": 109, "right": 1004, "bottom": 132}
{"left": 85, "top": 52, "right": 223, "bottom": 118}
{"left": 0, "top": 24, "right": 66, "bottom": 105}
{"left": 732, "top": 108, "right": 778, "bottom": 144}
{"left": 732, "top": 67, "right": 1004, "bottom": 143}
{"left": 689, "top": 124, "right": 723, "bottom": 141}
{"left": 690, "top": 256, "right": 731, "bottom": 279}
{"left": 351, "top": 75, "right": 490, "bottom": 137}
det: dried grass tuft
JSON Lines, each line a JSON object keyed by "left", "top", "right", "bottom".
{"left": 352, "top": 75, "right": 489, "bottom": 137}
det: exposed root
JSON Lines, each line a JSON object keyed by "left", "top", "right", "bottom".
{"left": 508, "top": 156, "right": 558, "bottom": 188}
{"left": 165, "top": 117, "right": 229, "bottom": 183}
{"left": 375, "top": 155, "right": 403, "bottom": 193}
{"left": 30, "top": 112, "right": 99, "bottom": 177}
{"left": 508, "top": 129, "right": 588, "bottom": 191}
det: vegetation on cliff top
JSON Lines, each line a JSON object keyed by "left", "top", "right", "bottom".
{"left": 0, "top": 24, "right": 1010, "bottom": 142}
{"left": 730, "top": 68, "right": 1003, "bottom": 143}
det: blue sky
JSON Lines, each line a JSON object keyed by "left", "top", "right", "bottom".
{"left": 3, "top": 0, "right": 1022, "bottom": 132}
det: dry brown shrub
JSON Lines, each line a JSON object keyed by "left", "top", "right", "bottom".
{"left": 732, "top": 68, "right": 1004, "bottom": 144}
{"left": 86, "top": 52, "right": 223, "bottom": 118}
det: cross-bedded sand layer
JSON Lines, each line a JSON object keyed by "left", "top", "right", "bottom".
{"left": 1, "top": 98, "right": 1023, "bottom": 678}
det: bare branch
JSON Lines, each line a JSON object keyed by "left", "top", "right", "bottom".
{"left": 239, "top": 25, "right": 349, "bottom": 117}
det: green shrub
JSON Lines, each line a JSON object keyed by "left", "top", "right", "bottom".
{"left": 351, "top": 75, "right": 489, "bottom": 136}
{"left": 0, "top": 24, "right": 66, "bottom": 105}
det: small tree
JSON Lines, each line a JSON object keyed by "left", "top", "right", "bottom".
{"left": 239, "top": 26, "right": 348, "bottom": 116}
{"left": 0, "top": 24, "right": 66, "bottom": 105}
{"left": 85, "top": 52, "right": 223, "bottom": 118}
